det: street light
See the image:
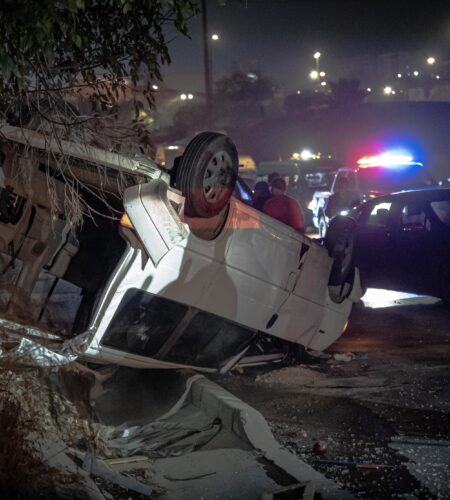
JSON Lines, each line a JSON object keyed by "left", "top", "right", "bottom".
{"left": 180, "top": 93, "right": 187, "bottom": 100}
{"left": 383, "top": 86, "right": 393, "bottom": 95}
{"left": 313, "top": 51, "right": 321, "bottom": 77}
{"left": 413, "top": 70, "right": 419, "bottom": 76}
{"left": 211, "top": 33, "right": 219, "bottom": 41}
{"left": 427, "top": 56, "right": 436, "bottom": 65}
{"left": 201, "top": 0, "right": 212, "bottom": 127}
{"left": 309, "top": 70, "right": 319, "bottom": 80}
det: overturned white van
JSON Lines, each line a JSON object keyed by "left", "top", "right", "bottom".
{"left": 0, "top": 126, "right": 361, "bottom": 372}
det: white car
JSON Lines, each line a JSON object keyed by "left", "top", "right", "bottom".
{"left": 0, "top": 126, "right": 361, "bottom": 372}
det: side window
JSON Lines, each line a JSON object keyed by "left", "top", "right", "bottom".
{"left": 363, "top": 201, "right": 392, "bottom": 227}
{"left": 401, "top": 203, "right": 430, "bottom": 232}
{"left": 346, "top": 171, "right": 356, "bottom": 191}
{"left": 332, "top": 172, "right": 347, "bottom": 192}
{"left": 287, "top": 174, "right": 303, "bottom": 197}
{"left": 430, "top": 200, "right": 450, "bottom": 227}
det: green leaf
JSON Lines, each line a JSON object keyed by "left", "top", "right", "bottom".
{"left": 74, "top": 34, "right": 82, "bottom": 48}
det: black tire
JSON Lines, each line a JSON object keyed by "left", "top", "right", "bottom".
{"left": 324, "top": 215, "right": 356, "bottom": 286}
{"left": 318, "top": 214, "right": 327, "bottom": 239}
{"left": 175, "top": 132, "right": 238, "bottom": 218}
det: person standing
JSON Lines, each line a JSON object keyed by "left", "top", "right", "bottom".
{"left": 252, "top": 181, "right": 271, "bottom": 211}
{"left": 263, "top": 177, "right": 305, "bottom": 232}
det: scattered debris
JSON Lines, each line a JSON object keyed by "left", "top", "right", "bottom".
{"left": 162, "top": 471, "right": 217, "bottom": 481}
{"left": 314, "top": 459, "right": 392, "bottom": 470}
{"left": 262, "top": 481, "right": 315, "bottom": 500}
{"left": 389, "top": 435, "right": 450, "bottom": 498}
{"left": 306, "top": 376, "right": 388, "bottom": 389}
{"left": 80, "top": 448, "right": 153, "bottom": 496}
{"left": 332, "top": 352, "right": 355, "bottom": 362}
{"left": 255, "top": 366, "right": 327, "bottom": 387}
{"left": 105, "top": 456, "right": 150, "bottom": 466}
{"left": 313, "top": 440, "right": 328, "bottom": 455}
{"left": 306, "top": 349, "right": 332, "bottom": 360}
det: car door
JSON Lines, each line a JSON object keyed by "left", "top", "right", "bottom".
{"left": 393, "top": 200, "right": 436, "bottom": 294}
{"left": 354, "top": 199, "right": 399, "bottom": 289}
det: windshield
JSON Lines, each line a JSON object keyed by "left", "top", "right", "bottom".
{"left": 303, "top": 170, "right": 336, "bottom": 189}
{"left": 357, "top": 165, "right": 434, "bottom": 193}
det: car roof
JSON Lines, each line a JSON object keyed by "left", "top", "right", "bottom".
{"left": 364, "top": 187, "right": 450, "bottom": 205}
{"left": 338, "top": 163, "right": 424, "bottom": 173}
{"left": 258, "top": 159, "right": 340, "bottom": 177}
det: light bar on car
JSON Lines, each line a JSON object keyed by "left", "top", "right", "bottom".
{"left": 357, "top": 151, "right": 422, "bottom": 168}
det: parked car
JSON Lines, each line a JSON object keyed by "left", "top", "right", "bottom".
{"left": 350, "top": 188, "right": 450, "bottom": 302}
{"left": 257, "top": 159, "right": 340, "bottom": 228}
{"left": 0, "top": 126, "right": 361, "bottom": 372}
{"left": 238, "top": 154, "right": 257, "bottom": 188}
{"left": 311, "top": 152, "right": 436, "bottom": 237}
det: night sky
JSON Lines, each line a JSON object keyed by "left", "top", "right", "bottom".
{"left": 162, "top": 0, "right": 450, "bottom": 92}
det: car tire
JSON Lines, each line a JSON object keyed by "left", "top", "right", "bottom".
{"left": 318, "top": 215, "right": 327, "bottom": 238}
{"left": 324, "top": 215, "right": 356, "bottom": 286}
{"left": 175, "top": 132, "right": 238, "bottom": 218}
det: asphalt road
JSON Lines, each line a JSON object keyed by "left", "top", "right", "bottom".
{"left": 217, "top": 295, "right": 450, "bottom": 499}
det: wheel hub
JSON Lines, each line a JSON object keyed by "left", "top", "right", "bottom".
{"left": 203, "top": 151, "right": 233, "bottom": 204}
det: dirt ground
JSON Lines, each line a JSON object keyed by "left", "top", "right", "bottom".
{"left": 217, "top": 297, "right": 450, "bottom": 499}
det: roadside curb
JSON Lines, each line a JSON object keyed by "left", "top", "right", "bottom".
{"left": 184, "top": 370, "right": 355, "bottom": 499}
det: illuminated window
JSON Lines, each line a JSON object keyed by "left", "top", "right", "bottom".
{"left": 365, "top": 202, "right": 392, "bottom": 227}
{"left": 431, "top": 200, "right": 450, "bottom": 227}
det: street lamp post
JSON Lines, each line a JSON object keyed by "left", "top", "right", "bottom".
{"left": 201, "top": 0, "right": 213, "bottom": 129}
{"left": 313, "top": 51, "right": 321, "bottom": 79}
{"left": 209, "top": 33, "right": 220, "bottom": 112}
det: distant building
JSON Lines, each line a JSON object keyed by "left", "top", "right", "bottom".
{"left": 336, "top": 54, "right": 377, "bottom": 86}
{"left": 335, "top": 50, "right": 450, "bottom": 103}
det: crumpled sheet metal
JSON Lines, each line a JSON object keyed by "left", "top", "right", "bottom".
{"left": 0, "top": 317, "right": 63, "bottom": 342}
{"left": 0, "top": 317, "right": 80, "bottom": 367}
{"left": 107, "top": 409, "right": 221, "bottom": 458}
{"left": 0, "top": 337, "right": 78, "bottom": 368}
{"left": 105, "top": 374, "right": 222, "bottom": 459}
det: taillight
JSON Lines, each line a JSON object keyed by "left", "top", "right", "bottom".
{"left": 120, "top": 213, "right": 134, "bottom": 230}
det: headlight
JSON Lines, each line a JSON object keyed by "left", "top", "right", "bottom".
{"left": 339, "top": 209, "right": 349, "bottom": 216}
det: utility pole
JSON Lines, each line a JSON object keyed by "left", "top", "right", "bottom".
{"left": 201, "top": 0, "right": 213, "bottom": 129}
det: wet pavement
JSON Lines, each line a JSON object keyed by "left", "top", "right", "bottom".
{"left": 216, "top": 297, "right": 450, "bottom": 499}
